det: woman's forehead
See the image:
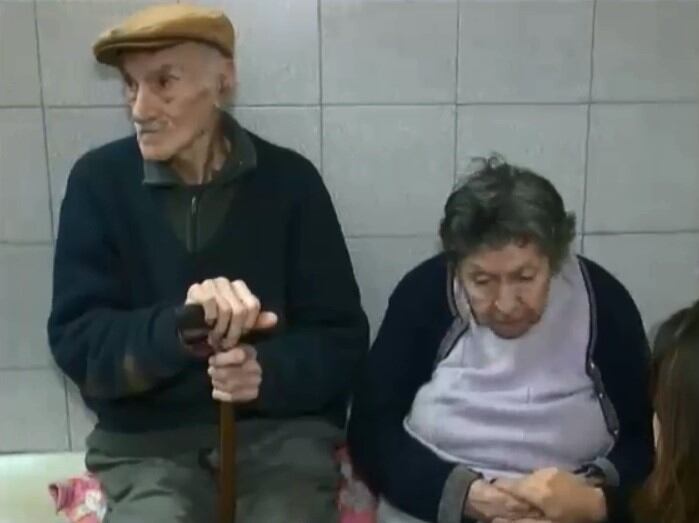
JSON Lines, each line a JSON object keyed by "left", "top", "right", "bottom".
{"left": 461, "top": 242, "right": 547, "bottom": 274}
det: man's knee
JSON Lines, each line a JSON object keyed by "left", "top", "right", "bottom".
{"left": 237, "top": 474, "right": 338, "bottom": 523}
{"left": 90, "top": 451, "right": 216, "bottom": 523}
{"left": 104, "top": 489, "right": 192, "bottom": 523}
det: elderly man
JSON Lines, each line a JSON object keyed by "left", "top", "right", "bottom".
{"left": 47, "top": 4, "right": 368, "bottom": 523}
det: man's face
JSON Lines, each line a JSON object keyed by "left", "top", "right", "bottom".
{"left": 458, "top": 242, "right": 552, "bottom": 339}
{"left": 119, "top": 42, "right": 233, "bottom": 161}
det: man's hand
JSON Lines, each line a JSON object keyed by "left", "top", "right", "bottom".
{"left": 464, "top": 479, "right": 542, "bottom": 522}
{"left": 495, "top": 468, "right": 607, "bottom": 523}
{"left": 208, "top": 344, "right": 261, "bottom": 403}
{"left": 186, "top": 278, "right": 277, "bottom": 350}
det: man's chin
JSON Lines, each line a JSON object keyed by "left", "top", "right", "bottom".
{"left": 138, "top": 142, "right": 173, "bottom": 162}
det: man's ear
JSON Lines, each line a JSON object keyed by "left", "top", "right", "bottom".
{"left": 218, "top": 58, "right": 236, "bottom": 104}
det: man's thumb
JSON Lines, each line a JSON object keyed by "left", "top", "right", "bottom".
{"left": 254, "top": 311, "right": 278, "bottom": 330}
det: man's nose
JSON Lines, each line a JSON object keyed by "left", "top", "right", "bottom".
{"left": 130, "top": 84, "right": 157, "bottom": 123}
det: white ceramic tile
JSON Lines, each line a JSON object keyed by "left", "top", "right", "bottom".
{"left": 46, "top": 107, "right": 133, "bottom": 230}
{"left": 586, "top": 103, "right": 699, "bottom": 232}
{"left": 584, "top": 233, "right": 699, "bottom": 331}
{"left": 458, "top": 0, "right": 593, "bottom": 103}
{"left": 0, "top": 245, "right": 54, "bottom": 369}
{"left": 0, "top": 109, "right": 52, "bottom": 242}
{"left": 593, "top": 0, "right": 699, "bottom": 101}
{"left": 347, "top": 236, "right": 440, "bottom": 339}
{"left": 322, "top": 0, "right": 457, "bottom": 103}
{"left": 0, "top": 368, "right": 69, "bottom": 451}
{"left": 36, "top": 2, "right": 161, "bottom": 106}
{"left": 195, "top": 0, "right": 319, "bottom": 105}
{"left": 233, "top": 106, "right": 321, "bottom": 169}
{"left": 323, "top": 105, "right": 455, "bottom": 236}
{"left": 0, "top": 3, "right": 41, "bottom": 106}
{"left": 457, "top": 105, "right": 588, "bottom": 228}
{"left": 65, "top": 380, "right": 95, "bottom": 451}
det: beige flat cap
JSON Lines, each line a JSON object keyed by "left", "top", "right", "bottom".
{"left": 93, "top": 4, "right": 235, "bottom": 66}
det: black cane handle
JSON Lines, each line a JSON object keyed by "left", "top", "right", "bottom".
{"left": 174, "top": 304, "right": 210, "bottom": 344}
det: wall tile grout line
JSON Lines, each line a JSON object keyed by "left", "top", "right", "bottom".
{"left": 345, "top": 233, "right": 438, "bottom": 240}
{"left": 452, "top": 0, "right": 461, "bottom": 185}
{"left": 0, "top": 240, "right": 54, "bottom": 246}
{"left": 32, "top": 0, "right": 69, "bottom": 451}
{"left": 32, "top": 0, "right": 55, "bottom": 241}
{"left": 583, "top": 229, "right": 699, "bottom": 236}
{"left": 317, "top": 0, "right": 325, "bottom": 176}
{"left": 344, "top": 230, "right": 699, "bottom": 241}
{"left": 581, "top": 0, "right": 597, "bottom": 255}
{"left": 63, "top": 375, "right": 73, "bottom": 450}
{"left": 0, "top": 104, "right": 43, "bottom": 109}
{"left": 3, "top": 99, "right": 696, "bottom": 111}
{"left": 0, "top": 366, "right": 56, "bottom": 372}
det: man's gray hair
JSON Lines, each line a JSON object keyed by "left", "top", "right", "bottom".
{"left": 440, "top": 154, "right": 576, "bottom": 272}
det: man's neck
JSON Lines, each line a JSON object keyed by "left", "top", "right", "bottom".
{"left": 170, "top": 114, "right": 229, "bottom": 185}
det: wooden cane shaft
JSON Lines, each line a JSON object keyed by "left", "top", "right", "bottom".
{"left": 218, "top": 403, "right": 237, "bottom": 523}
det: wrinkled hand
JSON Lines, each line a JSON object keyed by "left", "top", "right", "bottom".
{"left": 495, "top": 468, "right": 607, "bottom": 523}
{"left": 464, "top": 479, "right": 542, "bottom": 522}
{"left": 208, "top": 344, "right": 261, "bottom": 403}
{"left": 186, "top": 278, "right": 277, "bottom": 350}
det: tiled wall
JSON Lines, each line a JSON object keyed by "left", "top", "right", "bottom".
{"left": 0, "top": 0, "right": 697, "bottom": 453}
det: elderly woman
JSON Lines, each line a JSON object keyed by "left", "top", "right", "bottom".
{"left": 348, "top": 157, "right": 655, "bottom": 523}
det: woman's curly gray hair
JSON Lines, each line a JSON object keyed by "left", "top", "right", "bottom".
{"left": 440, "top": 154, "right": 576, "bottom": 272}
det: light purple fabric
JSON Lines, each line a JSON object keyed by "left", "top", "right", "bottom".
{"left": 405, "top": 256, "right": 613, "bottom": 479}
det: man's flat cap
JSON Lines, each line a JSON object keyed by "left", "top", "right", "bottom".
{"left": 93, "top": 4, "right": 235, "bottom": 66}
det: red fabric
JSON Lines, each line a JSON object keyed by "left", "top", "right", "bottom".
{"left": 337, "top": 445, "right": 378, "bottom": 523}
{"left": 49, "top": 474, "right": 106, "bottom": 523}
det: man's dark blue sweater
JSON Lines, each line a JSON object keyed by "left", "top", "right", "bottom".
{"left": 47, "top": 128, "right": 369, "bottom": 443}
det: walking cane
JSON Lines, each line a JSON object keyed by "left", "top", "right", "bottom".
{"left": 176, "top": 304, "right": 237, "bottom": 523}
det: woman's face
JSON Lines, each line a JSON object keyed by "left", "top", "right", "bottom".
{"left": 458, "top": 242, "right": 553, "bottom": 339}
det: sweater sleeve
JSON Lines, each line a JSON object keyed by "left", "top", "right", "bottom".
{"left": 600, "top": 289, "right": 655, "bottom": 523}
{"left": 579, "top": 259, "right": 655, "bottom": 523}
{"left": 47, "top": 156, "right": 193, "bottom": 399}
{"left": 347, "top": 269, "right": 480, "bottom": 523}
{"left": 252, "top": 160, "right": 369, "bottom": 416}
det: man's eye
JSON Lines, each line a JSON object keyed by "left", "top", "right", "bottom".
{"left": 158, "top": 75, "right": 176, "bottom": 89}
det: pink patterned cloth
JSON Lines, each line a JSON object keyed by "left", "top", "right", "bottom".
{"left": 48, "top": 447, "right": 375, "bottom": 523}
{"left": 49, "top": 474, "right": 106, "bottom": 523}
{"left": 336, "top": 445, "right": 377, "bottom": 523}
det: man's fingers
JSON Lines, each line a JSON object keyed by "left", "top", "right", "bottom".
{"left": 212, "top": 387, "right": 259, "bottom": 403}
{"left": 208, "top": 279, "right": 235, "bottom": 346}
{"left": 209, "top": 367, "right": 262, "bottom": 388}
{"left": 186, "top": 283, "right": 218, "bottom": 326}
{"left": 212, "top": 389, "right": 234, "bottom": 403}
{"left": 209, "top": 347, "right": 248, "bottom": 367}
{"left": 231, "top": 280, "right": 261, "bottom": 332}
{"left": 211, "top": 377, "right": 261, "bottom": 393}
